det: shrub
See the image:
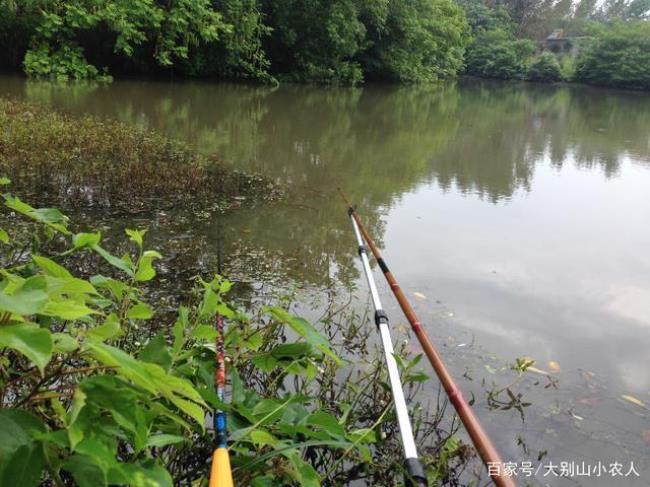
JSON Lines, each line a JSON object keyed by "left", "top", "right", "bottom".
{"left": 464, "top": 29, "right": 534, "bottom": 80}
{"left": 574, "top": 21, "right": 650, "bottom": 90}
{"left": 362, "top": 0, "right": 471, "bottom": 82}
{"left": 528, "top": 52, "right": 563, "bottom": 82}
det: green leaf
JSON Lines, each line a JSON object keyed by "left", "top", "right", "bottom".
{"left": 0, "top": 276, "right": 48, "bottom": 316}
{"left": 121, "top": 461, "right": 173, "bottom": 487}
{"left": 199, "top": 286, "right": 219, "bottom": 317}
{"left": 191, "top": 324, "right": 216, "bottom": 341}
{"left": 135, "top": 250, "right": 161, "bottom": 282}
{"left": 87, "top": 314, "right": 121, "bottom": 341}
{"left": 91, "top": 245, "right": 133, "bottom": 276}
{"left": 250, "top": 429, "right": 279, "bottom": 448}
{"left": 0, "top": 229, "right": 8, "bottom": 244}
{"left": 267, "top": 307, "right": 342, "bottom": 366}
{"left": 171, "top": 307, "right": 188, "bottom": 356}
{"left": 73, "top": 232, "right": 101, "bottom": 249}
{"left": 0, "top": 409, "right": 45, "bottom": 461}
{"left": 67, "top": 389, "right": 87, "bottom": 449}
{"left": 44, "top": 275, "right": 98, "bottom": 297}
{"left": 307, "top": 411, "right": 346, "bottom": 439}
{"left": 140, "top": 332, "right": 172, "bottom": 371}
{"left": 125, "top": 228, "right": 146, "bottom": 248}
{"left": 4, "top": 195, "right": 70, "bottom": 234}
{"left": 52, "top": 332, "right": 79, "bottom": 353}
{"left": 63, "top": 453, "right": 107, "bottom": 487}
{"left": 0, "top": 324, "right": 52, "bottom": 373}
{"left": 86, "top": 342, "right": 206, "bottom": 426}
{"left": 145, "top": 434, "right": 187, "bottom": 449}
{"left": 43, "top": 300, "right": 98, "bottom": 320}
{"left": 0, "top": 442, "right": 44, "bottom": 487}
{"left": 90, "top": 275, "right": 126, "bottom": 301}
{"left": 127, "top": 302, "right": 153, "bottom": 320}
{"left": 32, "top": 255, "right": 72, "bottom": 278}
{"left": 286, "top": 451, "right": 321, "bottom": 487}
{"left": 0, "top": 177, "right": 10, "bottom": 185}
{"left": 269, "top": 343, "right": 312, "bottom": 359}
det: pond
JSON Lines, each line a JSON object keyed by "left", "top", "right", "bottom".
{"left": 2, "top": 75, "right": 649, "bottom": 486}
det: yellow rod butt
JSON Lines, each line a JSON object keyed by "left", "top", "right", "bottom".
{"left": 209, "top": 448, "right": 233, "bottom": 487}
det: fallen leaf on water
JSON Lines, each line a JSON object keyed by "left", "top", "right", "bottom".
{"left": 642, "top": 430, "right": 650, "bottom": 443}
{"left": 548, "top": 361, "right": 561, "bottom": 373}
{"left": 621, "top": 395, "right": 646, "bottom": 409}
{"left": 527, "top": 366, "right": 549, "bottom": 376}
{"left": 570, "top": 411, "right": 584, "bottom": 421}
{"left": 413, "top": 292, "right": 426, "bottom": 301}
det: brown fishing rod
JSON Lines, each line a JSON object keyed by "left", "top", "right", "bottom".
{"left": 339, "top": 189, "right": 516, "bottom": 487}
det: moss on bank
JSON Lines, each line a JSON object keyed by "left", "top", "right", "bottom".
{"left": 0, "top": 97, "right": 278, "bottom": 209}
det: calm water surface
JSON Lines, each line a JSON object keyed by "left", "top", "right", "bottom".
{"left": 2, "top": 75, "right": 649, "bottom": 485}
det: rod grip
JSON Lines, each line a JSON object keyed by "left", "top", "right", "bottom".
{"left": 404, "top": 457, "right": 428, "bottom": 486}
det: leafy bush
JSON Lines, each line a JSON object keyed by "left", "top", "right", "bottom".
{"left": 19, "top": 0, "right": 226, "bottom": 80}
{"left": 464, "top": 29, "right": 534, "bottom": 80}
{"left": 361, "top": 0, "right": 471, "bottom": 82}
{"left": 0, "top": 186, "right": 467, "bottom": 485}
{"left": 23, "top": 44, "right": 108, "bottom": 82}
{"left": 181, "top": 0, "right": 274, "bottom": 82}
{"left": 528, "top": 52, "right": 563, "bottom": 82}
{"left": 4, "top": 0, "right": 470, "bottom": 84}
{"left": 575, "top": 21, "right": 650, "bottom": 90}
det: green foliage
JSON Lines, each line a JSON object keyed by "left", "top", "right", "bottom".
{"left": 181, "top": 0, "right": 274, "bottom": 82}
{"left": 3, "top": 0, "right": 470, "bottom": 84}
{"left": 0, "top": 187, "right": 460, "bottom": 484}
{"left": 464, "top": 29, "right": 534, "bottom": 80}
{"left": 362, "top": 0, "right": 470, "bottom": 82}
{"left": 574, "top": 21, "right": 650, "bottom": 90}
{"left": 457, "top": 0, "right": 514, "bottom": 35}
{"left": 19, "top": 0, "right": 225, "bottom": 80}
{"left": 528, "top": 52, "right": 563, "bottom": 81}
{"left": 262, "top": 0, "right": 367, "bottom": 84}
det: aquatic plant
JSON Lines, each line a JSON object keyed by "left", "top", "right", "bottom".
{"left": 0, "top": 98, "right": 277, "bottom": 210}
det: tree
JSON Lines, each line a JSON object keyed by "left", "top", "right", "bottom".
{"left": 574, "top": 21, "right": 650, "bottom": 89}
{"left": 528, "top": 52, "right": 562, "bottom": 81}
{"left": 261, "top": 0, "right": 367, "bottom": 84}
{"left": 21, "top": 0, "right": 226, "bottom": 80}
{"left": 464, "top": 28, "right": 534, "bottom": 79}
{"left": 361, "top": 0, "right": 470, "bottom": 82}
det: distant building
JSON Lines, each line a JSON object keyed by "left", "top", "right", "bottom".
{"left": 542, "top": 29, "right": 585, "bottom": 56}
{"left": 544, "top": 29, "right": 571, "bottom": 52}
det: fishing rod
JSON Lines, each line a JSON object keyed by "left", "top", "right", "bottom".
{"left": 347, "top": 205, "right": 428, "bottom": 487}
{"left": 209, "top": 314, "right": 234, "bottom": 487}
{"left": 340, "top": 189, "right": 515, "bottom": 487}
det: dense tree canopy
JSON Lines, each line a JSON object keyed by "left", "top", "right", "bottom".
{"left": 1, "top": 0, "right": 649, "bottom": 89}
{"left": 0, "top": 0, "right": 470, "bottom": 84}
{"left": 575, "top": 21, "right": 650, "bottom": 89}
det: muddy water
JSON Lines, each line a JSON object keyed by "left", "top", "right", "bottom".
{"left": 2, "top": 75, "right": 649, "bottom": 485}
